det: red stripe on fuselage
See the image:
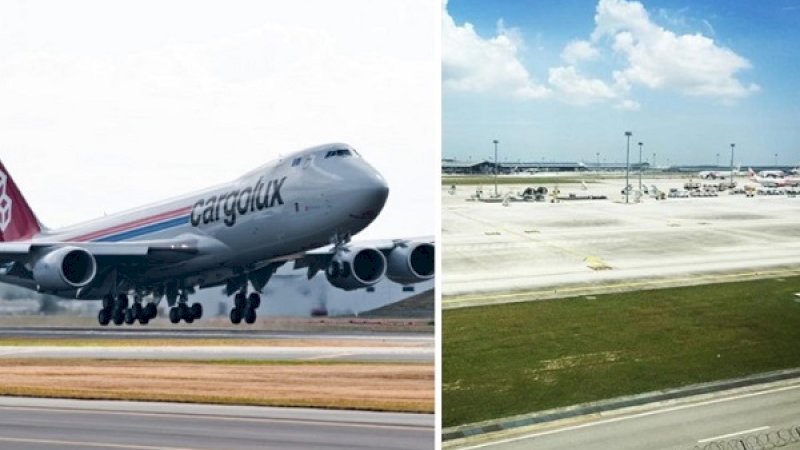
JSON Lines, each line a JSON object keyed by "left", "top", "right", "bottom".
{"left": 69, "top": 206, "right": 192, "bottom": 242}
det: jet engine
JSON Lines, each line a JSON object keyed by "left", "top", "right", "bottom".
{"left": 32, "top": 246, "right": 97, "bottom": 291}
{"left": 386, "top": 242, "right": 434, "bottom": 284}
{"left": 325, "top": 246, "right": 386, "bottom": 291}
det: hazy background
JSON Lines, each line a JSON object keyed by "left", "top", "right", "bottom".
{"left": 0, "top": 0, "right": 438, "bottom": 315}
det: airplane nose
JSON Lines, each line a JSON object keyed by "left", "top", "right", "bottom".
{"left": 348, "top": 165, "right": 389, "bottom": 221}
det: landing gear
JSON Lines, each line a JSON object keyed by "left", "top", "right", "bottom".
{"left": 230, "top": 292, "right": 260, "bottom": 325}
{"left": 168, "top": 301, "right": 202, "bottom": 324}
{"left": 98, "top": 293, "right": 158, "bottom": 326}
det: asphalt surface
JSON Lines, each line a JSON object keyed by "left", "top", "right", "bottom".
{"left": 0, "top": 396, "right": 434, "bottom": 449}
{"left": 447, "top": 382, "right": 800, "bottom": 450}
{"left": 0, "top": 344, "right": 432, "bottom": 362}
{"left": 0, "top": 326, "right": 431, "bottom": 342}
{"left": 0, "top": 327, "right": 433, "bottom": 362}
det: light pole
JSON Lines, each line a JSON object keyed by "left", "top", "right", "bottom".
{"left": 624, "top": 131, "right": 632, "bottom": 203}
{"left": 596, "top": 152, "right": 600, "bottom": 171}
{"left": 729, "top": 143, "right": 735, "bottom": 183}
{"left": 638, "top": 142, "right": 643, "bottom": 196}
{"left": 652, "top": 152, "right": 656, "bottom": 169}
{"left": 775, "top": 153, "right": 778, "bottom": 166}
{"left": 493, "top": 139, "right": 499, "bottom": 197}
{"left": 716, "top": 152, "right": 720, "bottom": 166}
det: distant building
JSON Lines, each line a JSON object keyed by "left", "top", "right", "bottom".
{"left": 443, "top": 159, "right": 650, "bottom": 174}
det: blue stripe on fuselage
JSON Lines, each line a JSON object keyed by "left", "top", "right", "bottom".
{"left": 93, "top": 216, "right": 190, "bottom": 242}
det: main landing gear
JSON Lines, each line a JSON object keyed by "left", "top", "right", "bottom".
{"left": 98, "top": 294, "right": 157, "bottom": 326}
{"left": 167, "top": 290, "right": 202, "bottom": 324}
{"left": 168, "top": 301, "right": 203, "bottom": 324}
{"left": 230, "top": 292, "right": 260, "bottom": 325}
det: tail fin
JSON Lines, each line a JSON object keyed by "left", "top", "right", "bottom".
{"left": 748, "top": 167, "right": 755, "bottom": 178}
{"left": 0, "top": 161, "right": 42, "bottom": 242}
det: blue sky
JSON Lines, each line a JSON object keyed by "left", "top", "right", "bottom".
{"left": 443, "top": 0, "right": 800, "bottom": 167}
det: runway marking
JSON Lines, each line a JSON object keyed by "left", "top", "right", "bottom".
{"left": 302, "top": 352, "right": 356, "bottom": 361}
{"left": 0, "top": 405, "right": 431, "bottom": 431}
{"left": 453, "top": 383, "right": 800, "bottom": 449}
{"left": 0, "top": 436, "right": 197, "bottom": 449}
{"left": 697, "top": 426, "right": 769, "bottom": 443}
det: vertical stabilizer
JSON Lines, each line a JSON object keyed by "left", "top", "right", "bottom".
{"left": 0, "top": 161, "right": 42, "bottom": 241}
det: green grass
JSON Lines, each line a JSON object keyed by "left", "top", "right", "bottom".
{"left": 442, "top": 176, "right": 591, "bottom": 186}
{"left": 443, "top": 276, "right": 800, "bottom": 427}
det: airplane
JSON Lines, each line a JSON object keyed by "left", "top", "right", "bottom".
{"left": 698, "top": 170, "right": 725, "bottom": 180}
{"left": 0, "top": 143, "right": 434, "bottom": 326}
{"left": 746, "top": 168, "right": 797, "bottom": 188}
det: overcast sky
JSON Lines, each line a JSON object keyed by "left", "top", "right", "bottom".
{"left": 0, "top": 0, "right": 438, "bottom": 238}
{"left": 444, "top": 0, "right": 800, "bottom": 167}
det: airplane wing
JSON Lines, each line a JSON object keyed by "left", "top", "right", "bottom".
{"left": 0, "top": 236, "right": 202, "bottom": 265}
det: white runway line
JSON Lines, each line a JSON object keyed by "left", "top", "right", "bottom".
{"left": 697, "top": 426, "right": 769, "bottom": 443}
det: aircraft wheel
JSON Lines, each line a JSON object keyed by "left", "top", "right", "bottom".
{"left": 138, "top": 314, "right": 149, "bottom": 325}
{"left": 112, "top": 308, "right": 125, "bottom": 325}
{"left": 230, "top": 307, "right": 242, "bottom": 324}
{"left": 131, "top": 303, "right": 143, "bottom": 319}
{"left": 190, "top": 303, "right": 203, "bottom": 320}
{"left": 124, "top": 308, "right": 136, "bottom": 325}
{"left": 144, "top": 303, "right": 157, "bottom": 319}
{"left": 169, "top": 307, "right": 180, "bottom": 324}
{"left": 234, "top": 292, "right": 246, "bottom": 309}
{"left": 102, "top": 295, "right": 114, "bottom": 310}
{"left": 116, "top": 294, "right": 129, "bottom": 310}
{"left": 247, "top": 293, "right": 261, "bottom": 309}
{"left": 98, "top": 309, "right": 110, "bottom": 326}
{"left": 243, "top": 308, "right": 256, "bottom": 324}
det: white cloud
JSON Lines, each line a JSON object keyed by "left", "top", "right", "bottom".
{"left": 561, "top": 40, "right": 600, "bottom": 64}
{"left": 547, "top": 66, "right": 616, "bottom": 104}
{"left": 442, "top": 4, "right": 549, "bottom": 99}
{"left": 592, "top": 0, "right": 758, "bottom": 99}
{"left": 614, "top": 99, "right": 641, "bottom": 110}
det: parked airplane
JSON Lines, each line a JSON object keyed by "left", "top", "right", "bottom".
{"left": 698, "top": 170, "right": 725, "bottom": 180}
{"left": 0, "top": 143, "right": 434, "bottom": 326}
{"left": 747, "top": 168, "right": 800, "bottom": 188}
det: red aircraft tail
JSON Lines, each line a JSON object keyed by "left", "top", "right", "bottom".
{"left": 0, "top": 161, "right": 42, "bottom": 242}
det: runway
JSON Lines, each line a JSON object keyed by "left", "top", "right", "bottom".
{"left": 0, "top": 344, "right": 432, "bottom": 362}
{"left": 443, "top": 177, "right": 800, "bottom": 298}
{"left": 0, "top": 327, "right": 431, "bottom": 343}
{"left": 0, "top": 396, "right": 434, "bottom": 449}
{"left": 447, "top": 382, "right": 800, "bottom": 450}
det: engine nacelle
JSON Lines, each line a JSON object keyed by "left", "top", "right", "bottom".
{"left": 325, "top": 246, "right": 386, "bottom": 291}
{"left": 386, "top": 242, "right": 434, "bottom": 284}
{"left": 32, "top": 246, "right": 97, "bottom": 291}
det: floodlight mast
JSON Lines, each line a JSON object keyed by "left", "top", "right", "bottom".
{"left": 624, "top": 131, "right": 632, "bottom": 203}
{"left": 493, "top": 139, "right": 499, "bottom": 197}
{"left": 638, "top": 142, "right": 643, "bottom": 197}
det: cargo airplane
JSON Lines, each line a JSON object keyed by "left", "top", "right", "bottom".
{"left": 0, "top": 143, "right": 434, "bottom": 326}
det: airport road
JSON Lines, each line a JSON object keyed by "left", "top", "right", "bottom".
{"left": 447, "top": 382, "right": 800, "bottom": 450}
{"left": 0, "top": 396, "right": 434, "bottom": 450}
{"left": 443, "top": 178, "right": 800, "bottom": 298}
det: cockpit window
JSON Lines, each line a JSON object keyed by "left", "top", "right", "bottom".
{"left": 324, "top": 149, "right": 352, "bottom": 158}
{"left": 291, "top": 157, "right": 302, "bottom": 167}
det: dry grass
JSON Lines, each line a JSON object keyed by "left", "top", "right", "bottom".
{"left": 0, "top": 359, "right": 434, "bottom": 413}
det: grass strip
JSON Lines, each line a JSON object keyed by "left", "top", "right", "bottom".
{"left": 0, "top": 358, "right": 433, "bottom": 413}
{"left": 443, "top": 276, "right": 800, "bottom": 427}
